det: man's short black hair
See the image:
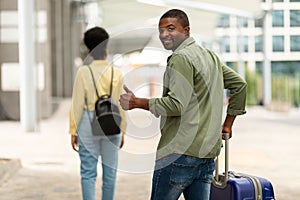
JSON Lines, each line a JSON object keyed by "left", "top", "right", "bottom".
{"left": 160, "top": 9, "right": 190, "bottom": 27}
{"left": 83, "top": 26, "right": 109, "bottom": 59}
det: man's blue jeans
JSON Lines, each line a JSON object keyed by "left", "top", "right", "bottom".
{"left": 151, "top": 154, "right": 215, "bottom": 200}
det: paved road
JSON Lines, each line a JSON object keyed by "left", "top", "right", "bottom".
{"left": 0, "top": 99, "right": 299, "bottom": 199}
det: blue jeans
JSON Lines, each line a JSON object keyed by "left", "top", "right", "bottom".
{"left": 151, "top": 154, "right": 215, "bottom": 200}
{"left": 78, "top": 110, "right": 121, "bottom": 200}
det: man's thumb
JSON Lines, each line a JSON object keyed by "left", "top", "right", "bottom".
{"left": 123, "top": 85, "right": 132, "bottom": 93}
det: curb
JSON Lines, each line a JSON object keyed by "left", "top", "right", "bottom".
{"left": 0, "top": 158, "right": 22, "bottom": 186}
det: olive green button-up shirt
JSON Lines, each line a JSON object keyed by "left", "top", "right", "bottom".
{"left": 149, "top": 37, "right": 247, "bottom": 160}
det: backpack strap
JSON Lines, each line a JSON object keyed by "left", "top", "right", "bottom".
{"left": 87, "top": 65, "right": 99, "bottom": 98}
{"left": 109, "top": 66, "right": 114, "bottom": 96}
{"left": 87, "top": 65, "right": 114, "bottom": 98}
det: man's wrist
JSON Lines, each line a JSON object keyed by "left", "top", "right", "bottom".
{"left": 222, "top": 114, "right": 236, "bottom": 132}
{"left": 136, "top": 98, "right": 149, "bottom": 110}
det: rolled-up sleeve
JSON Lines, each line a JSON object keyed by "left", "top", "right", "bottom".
{"left": 222, "top": 64, "right": 247, "bottom": 115}
{"left": 149, "top": 98, "right": 167, "bottom": 118}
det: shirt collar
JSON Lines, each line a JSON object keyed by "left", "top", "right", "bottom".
{"left": 89, "top": 60, "right": 110, "bottom": 67}
{"left": 173, "top": 37, "right": 195, "bottom": 53}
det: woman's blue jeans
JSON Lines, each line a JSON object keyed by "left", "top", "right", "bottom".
{"left": 150, "top": 154, "right": 215, "bottom": 200}
{"left": 78, "top": 110, "right": 121, "bottom": 200}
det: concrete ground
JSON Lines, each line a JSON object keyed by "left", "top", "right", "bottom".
{"left": 0, "top": 98, "right": 299, "bottom": 200}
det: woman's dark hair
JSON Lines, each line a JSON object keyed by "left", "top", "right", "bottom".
{"left": 83, "top": 26, "right": 109, "bottom": 59}
{"left": 160, "top": 9, "right": 190, "bottom": 27}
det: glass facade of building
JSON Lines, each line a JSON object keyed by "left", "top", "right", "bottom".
{"left": 290, "top": 10, "right": 300, "bottom": 27}
{"left": 272, "top": 10, "right": 284, "bottom": 27}
{"left": 216, "top": 1, "right": 300, "bottom": 106}
{"left": 255, "top": 35, "right": 263, "bottom": 52}
{"left": 290, "top": 36, "right": 300, "bottom": 51}
{"left": 217, "top": 15, "right": 230, "bottom": 28}
{"left": 273, "top": 36, "right": 284, "bottom": 52}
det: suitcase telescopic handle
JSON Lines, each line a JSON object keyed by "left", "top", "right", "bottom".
{"left": 213, "top": 132, "right": 230, "bottom": 189}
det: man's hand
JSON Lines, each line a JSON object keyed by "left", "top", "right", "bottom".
{"left": 71, "top": 135, "right": 78, "bottom": 152}
{"left": 119, "top": 85, "right": 150, "bottom": 111}
{"left": 221, "top": 114, "right": 236, "bottom": 140}
{"left": 119, "top": 85, "right": 136, "bottom": 110}
{"left": 222, "top": 131, "right": 232, "bottom": 140}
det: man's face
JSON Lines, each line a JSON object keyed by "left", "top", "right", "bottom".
{"left": 158, "top": 17, "right": 189, "bottom": 51}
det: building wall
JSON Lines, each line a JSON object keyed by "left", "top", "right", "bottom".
{"left": 0, "top": 0, "right": 100, "bottom": 120}
{"left": 50, "top": 0, "right": 75, "bottom": 98}
{"left": 0, "top": 0, "right": 19, "bottom": 119}
{"left": 0, "top": 0, "right": 53, "bottom": 120}
{"left": 215, "top": 0, "right": 300, "bottom": 106}
{"left": 215, "top": 0, "right": 300, "bottom": 66}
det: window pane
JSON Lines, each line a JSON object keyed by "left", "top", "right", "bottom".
{"left": 244, "top": 36, "right": 249, "bottom": 52}
{"left": 1, "top": 63, "right": 20, "bottom": 91}
{"left": 217, "top": 15, "right": 230, "bottom": 28}
{"left": 290, "top": 36, "right": 300, "bottom": 51}
{"left": 0, "top": 11, "right": 18, "bottom": 26}
{"left": 1, "top": 63, "right": 45, "bottom": 91}
{"left": 272, "top": 10, "right": 284, "bottom": 27}
{"left": 0, "top": 28, "right": 18, "bottom": 43}
{"left": 290, "top": 0, "right": 300, "bottom": 2}
{"left": 37, "top": 27, "right": 47, "bottom": 43}
{"left": 37, "top": 10, "right": 47, "bottom": 27}
{"left": 273, "top": 0, "right": 283, "bottom": 2}
{"left": 255, "top": 35, "right": 263, "bottom": 52}
{"left": 221, "top": 36, "right": 230, "bottom": 53}
{"left": 271, "top": 61, "right": 300, "bottom": 75}
{"left": 237, "top": 17, "right": 248, "bottom": 28}
{"left": 273, "top": 36, "right": 284, "bottom": 52}
{"left": 290, "top": 10, "right": 300, "bottom": 27}
{"left": 238, "top": 36, "right": 248, "bottom": 52}
{"left": 255, "top": 61, "right": 263, "bottom": 75}
{"left": 255, "top": 17, "right": 263, "bottom": 27}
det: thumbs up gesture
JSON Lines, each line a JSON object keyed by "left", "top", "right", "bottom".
{"left": 123, "top": 85, "right": 133, "bottom": 94}
{"left": 119, "top": 85, "right": 136, "bottom": 110}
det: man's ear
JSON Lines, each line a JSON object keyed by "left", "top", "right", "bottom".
{"left": 184, "top": 26, "right": 190, "bottom": 36}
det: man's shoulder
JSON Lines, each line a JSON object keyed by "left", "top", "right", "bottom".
{"left": 172, "top": 43, "right": 208, "bottom": 61}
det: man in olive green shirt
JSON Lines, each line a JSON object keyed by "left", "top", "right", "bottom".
{"left": 120, "top": 9, "right": 247, "bottom": 200}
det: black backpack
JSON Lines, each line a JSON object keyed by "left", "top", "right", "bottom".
{"left": 87, "top": 65, "right": 122, "bottom": 136}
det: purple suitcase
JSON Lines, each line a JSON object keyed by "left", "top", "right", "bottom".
{"left": 210, "top": 134, "right": 275, "bottom": 200}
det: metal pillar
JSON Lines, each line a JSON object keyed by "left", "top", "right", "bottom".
{"left": 18, "top": 0, "right": 38, "bottom": 131}
{"left": 263, "top": 9, "right": 272, "bottom": 106}
{"left": 237, "top": 17, "right": 245, "bottom": 80}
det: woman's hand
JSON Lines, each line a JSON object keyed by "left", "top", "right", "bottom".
{"left": 71, "top": 135, "right": 78, "bottom": 152}
{"left": 120, "top": 134, "right": 125, "bottom": 149}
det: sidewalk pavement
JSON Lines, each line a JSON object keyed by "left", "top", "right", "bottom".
{"left": 0, "top": 98, "right": 299, "bottom": 200}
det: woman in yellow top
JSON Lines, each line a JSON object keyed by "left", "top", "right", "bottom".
{"left": 69, "top": 27, "right": 127, "bottom": 200}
